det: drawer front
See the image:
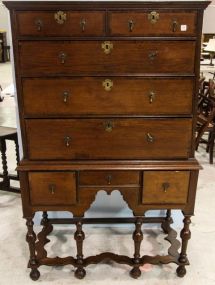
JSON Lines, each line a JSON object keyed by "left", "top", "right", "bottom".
{"left": 22, "top": 78, "right": 193, "bottom": 116}
{"left": 19, "top": 41, "right": 195, "bottom": 76}
{"left": 25, "top": 118, "right": 192, "bottom": 160}
{"left": 79, "top": 171, "right": 140, "bottom": 186}
{"left": 142, "top": 171, "right": 190, "bottom": 204}
{"left": 29, "top": 172, "right": 77, "bottom": 206}
{"left": 17, "top": 11, "right": 105, "bottom": 36}
{"left": 109, "top": 11, "right": 197, "bottom": 36}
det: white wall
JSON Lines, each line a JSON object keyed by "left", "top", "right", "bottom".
{"left": 0, "top": 1, "right": 10, "bottom": 43}
{"left": 203, "top": 0, "right": 215, "bottom": 33}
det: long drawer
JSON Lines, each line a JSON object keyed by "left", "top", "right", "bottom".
{"left": 22, "top": 77, "right": 193, "bottom": 116}
{"left": 19, "top": 41, "right": 195, "bottom": 76}
{"left": 25, "top": 118, "right": 192, "bottom": 160}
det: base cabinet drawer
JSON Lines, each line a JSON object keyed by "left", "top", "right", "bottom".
{"left": 142, "top": 171, "right": 190, "bottom": 204}
{"left": 29, "top": 172, "right": 77, "bottom": 206}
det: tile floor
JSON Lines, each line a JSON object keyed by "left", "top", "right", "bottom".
{"left": 0, "top": 62, "right": 215, "bottom": 285}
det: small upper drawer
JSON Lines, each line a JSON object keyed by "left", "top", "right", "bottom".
{"left": 109, "top": 11, "right": 197, "bottom": 36}
{"left": 29, "top": 171, "right": 77, "bottom": 206}
{"left": 16, "top": 11, "right": 105, "bottom": 36}
{"left": 79, "top": 171, "right": 140, "bottom": 186}
{"left": 142, "top": 171, "right": 190, "bottom": 204}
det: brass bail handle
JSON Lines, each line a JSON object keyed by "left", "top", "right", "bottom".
{"left": 35, "top": 19, "right": 43, "bottom": 31}
{"left": 162, "top": 182, "right": 170, "bottom": 193}
{"left": 62, "top": 91, "right": 70, "bottom": 103}
{"left": 106, "top": 175, "right": 112, "bottom": 185}
{"left": 146, "top": 133, "right": 154, "bottom": 143}
{"left": 104, "top": 121, "right": 114, "bottom": 132}
{"left": 64, "top": 136, "right": 71, "bottom": 147}
{"left": 128, "top": 19, "right": 135, "bottom": 32}
{"left": 172, "top": 20, "right": 178, "bottom": 32}
{"left": 59, "top": 52, "right": 67, "bottom": 64}
{"left": 148, "top": 91, "right": 155, "bottom": 103}
{"left": 80, "top": 18, "right": 87, "bottom": 32}
{"left": 102, "top": 41, "right": 113, "bottom": 55}
{"left": 49, "top": 184, "right": 56, "bottom": 194}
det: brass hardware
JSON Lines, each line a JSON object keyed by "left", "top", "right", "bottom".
{"left": 162, "top": 182, "right": 170, "bottom": 193}
{"left": 148, "top": 51, "right": 158, "bottom": 61}
{"left": 59, "top": 52, "right": 67, "bottom": 64}
{"left": 62, "top": 91, "right": 69, "bottom": 103}
{"left": 54, "top": 11, "right": 67, "bottom": 24}
{"left": 80, "top": 18, "right": 86, "bottom": 32}
{"left": 172, "top": 20, "right": 178, "bottom": 32}
{"left": 106, "top": 175, "right": 112, "bottom": 185}
{"left": 104, "top": 121, "right": 114, "bottom": 132}
{"left": 148, "top": 91, "right": 155, "bottom": 103}
{"left": 148, "top": 11, "right": 159, "bottom": 24}
{"left": 102, "top": 41, "right": 113, "bottom": 55}
{"left": 49, "top": 184, "right": 56, "bottom": 194}
{"left": 102, "top": 79, "right": 113, "bottom": 92}
{"left": 128, "top": 20, "right": 135, "bottom": 32}
{"left": 35, "top": 19, "right": 43, "bottom": 31}
{"left": 64, "top": 136, "right": 71, "bottom": 147}
{"left": 146, "top": 133, "right": 154, "bottom": 143}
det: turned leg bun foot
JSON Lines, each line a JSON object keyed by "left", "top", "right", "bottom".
{"left": 75, "top": 267, "right": 86, "bottom": 279}
{"left": 130, "top": 267, "right": 141, "bottom": 279}
{"left": 30, "top": 268, "right": 40, "bottom": 281}
{"left": 176, "top": 265, "right": 187, "bottom": 278}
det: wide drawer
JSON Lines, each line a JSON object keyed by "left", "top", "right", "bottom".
{"left": 79, "top": 171, "right": 140, "bottom": 186}
{"left": 109, "top": 11, "right": 197, "bottom": 36}
{"left": 28, "top": 171, "right": 77, "bottom": 206}
{"left": 25, "top": 118, "right": 192, "bottom": 160}
{"left": 19, "top": 41, "right": 195, "bottom": 76}
{"left": 22, "top": 78, "right": 193, "bottom": 116}
{"left": 142, "top": 171, "right": 190, "bottom": 204}
{"left": 16, "top": 11, "right": 105, "bottom": 36}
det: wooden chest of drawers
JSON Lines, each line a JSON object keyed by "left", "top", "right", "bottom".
{"left": 5, "top": 0, "right": 209, "bottom": 281}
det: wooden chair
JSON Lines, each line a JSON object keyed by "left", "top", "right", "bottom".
{"left": 0, "top": 126, "right": 20, "bottom": 192}
{"left": 195, "top": 94, "right": 215, "bottom": 164}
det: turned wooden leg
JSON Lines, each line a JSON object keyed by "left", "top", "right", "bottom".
{"left": 14, "top": 136, "right": 20, "bottom": 178}
{"left": 161, "top": 209, "right": 173, "bottom": 234}
{"left": 74, "top": 220, "right": 86, "bottom": 279}
{"left": 0, "top": 138, "right": 10, "bottom": 190}
{"left": 26, "top": 215, "right": 40, "bottom": 281}
{"left": 176, "top": 215, "right": 191, "bottom": 278}
{"left": 130, "top": 217, "right": 143, "bottom": 279}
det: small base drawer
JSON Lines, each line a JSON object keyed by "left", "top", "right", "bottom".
{"left": 142, "top": 171, "right": 190, "bottom": 204}
{"left": 79, "top": 171, "right": 140, "bottom": 186}
{"left": 29, "top": 172, "right": 77, "bottom": 206}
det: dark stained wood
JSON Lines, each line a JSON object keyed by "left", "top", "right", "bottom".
{"left": 109, "top": 11, "right": 197, "bottom": 36}
{"left": 17, "top": 11, "right": 105, "bottom": 36}
{"left": 142, "top": 171, "right": 190, "bottom": 204}
{"left": 19, "top": 41, "right": 196, "bottom": 76}
{"left": 22, "top": 78, "right": 193, "bottom": 116}
{"left": 28, "top": 172, "right": 77, "bottom": 206}
{"left": 25, "top": 118, "right": 192, "bottom": 160}
{"left": 4, "top": 0, "right": 209, "bottom": 281}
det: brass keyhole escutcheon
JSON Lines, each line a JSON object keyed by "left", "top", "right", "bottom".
{"left": 80, "top": 18, "right": 86, "bottom": 32}
{"left": 162, "top": 182, "right": 170, "bottom": 193}
{"left": 104, "top": 121, "right": 114, "bottom": 132}
{"left": 102, "top": 41, "right": 113, "bottom": 55}
{"left": 148, "top": 11, "right": 159, "bottom": 24}
{"left": 102, "top": 79, "right": 113, "bottom": 92}
{"left": 49, "top": 184, "right": 56, "bottom": 194}
{"left": 148, "top": 91, "right": 155, "bottom": 103}
{"left": 128, "top": 19, "right": 135, "bottom": 32}
{"left": 54, "top": 11, "right": 67, "bottom": 24}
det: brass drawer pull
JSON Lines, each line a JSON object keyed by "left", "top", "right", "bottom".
{"left": 128, "top": 20, "right": 135, "bottom": 32}
{"left": 35, "top": 19, "right": 43, "bottom": 31}
{"left": 103, "top": 79, "right": 113, "bottom": 92}
{"left": 54, "top": 11, "right": 67, "bottom": 24}
{"left": 146, "top": 133, "right": 154, "bottom": 143}
{"left": 148, "top": 91, "right": 155, "bottom": 103}
{"left": 106, "top": 175, "right": 112, "bottom": 185}
{"left": 162, "top": 182, "right": 170, "bottom": 193}
{"left": 102, "top": 41, "right": 113, "bottom": 55}
{"left": 104, "top": 121, "right": 114, "bottom": 132}
{"left": 148, "top": 51, "right": 158, "bottom": 61}
{"left": 172, "top": 20, "right": 178, "bottom": 32}
{"left": 148, "top": 11, "right": 159, "bottom": 24}
{"left": 62, "top": 91, "right": 70, "bottom": 103}
{"left": 49, "top": 184, "right": 56, "bottom": 194}
{"left": 59, "top": 52, "right": 67, "bottom": 64}
{"left": 80, "top": 18, "right": 86, "bottom": 32}
{"left": 64, "top": 136, "right": 71, "bottom": 147}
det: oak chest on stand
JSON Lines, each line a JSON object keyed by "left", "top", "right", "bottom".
{"left": 5, "top": 0, "right": 209, "bottom": 281}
